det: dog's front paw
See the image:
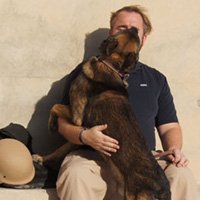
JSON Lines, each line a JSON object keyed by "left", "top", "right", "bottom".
{"left": 32, "top": 154, "right": 44, "bottom": 165}
{"left": 73, "top": 117, "right": 82, "bottom": 126}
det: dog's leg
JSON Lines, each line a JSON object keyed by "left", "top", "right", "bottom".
{"left": 99, "top": 154, "right": 130, "bottom": 200}
{"left": 42, "top": 143, "right": 78, "bottom": 163}
{"left": 69, "top": 74, "right": 91, "bottom": 126}
{"left": 36, "top": 103, "right": 81, "bottom": 170}
{"left": 49, "top": 104, "right": 72, "bottom": 131}
{"left": 70, "top": 95, "right": 88, "bottom": 126}
{"left": 33, "top": 143, "right": 80, "bottom": 171}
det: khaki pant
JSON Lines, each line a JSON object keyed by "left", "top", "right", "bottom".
{"left": 56, "top": 149, "right": 199, "bottom": 200}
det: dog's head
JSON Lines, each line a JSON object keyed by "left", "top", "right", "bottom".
{"left": 99, "top": 27, "right": 140, "bottom": 75}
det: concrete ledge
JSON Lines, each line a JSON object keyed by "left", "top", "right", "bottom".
{"left": 0, "top": 185, "right": 199, "bottom": 199}
{"left": 0, "top": 188, "right": 59, "bottom": 200}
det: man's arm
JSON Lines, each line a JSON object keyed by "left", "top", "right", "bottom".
{"left": 157, "top": 122, "right": 189, "bottom": 167}
{"left": 58, "top": 117, "right": 120, "bottom": 156}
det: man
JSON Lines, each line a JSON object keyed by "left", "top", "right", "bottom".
{"left": 56, "top": 5, "right": 198, "bottom": 200}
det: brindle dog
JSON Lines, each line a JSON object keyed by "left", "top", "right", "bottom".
{"left": 34, "top": 28, "right": 171, "bottom": 200}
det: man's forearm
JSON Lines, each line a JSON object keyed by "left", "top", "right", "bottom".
{"left": 158, "top": 122, "right": 183, "bottom": 151}
{"left": 58, "top": 117, "right": 84, "bottom": 145}
{"left": 158, "top": 122, "right": 190, "bottom": 167}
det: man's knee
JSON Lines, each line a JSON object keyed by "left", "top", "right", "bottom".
{"left": 58, "top": 155, "right": 97, "bottom": 183}
{"left": 166, "top": 165, "right": 194, "bottom": 183}
{"left": 56, "top": 154, "right": 107, "bottom": 200}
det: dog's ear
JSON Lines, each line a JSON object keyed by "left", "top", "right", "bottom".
{"left": 82, "top": 57, "right": 99, "bottom": 80}
{"left": 99, "top": 37, "right": 118, "bottom": 56}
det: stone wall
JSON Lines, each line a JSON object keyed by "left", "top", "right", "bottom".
{"left": 0, "top": 0, "right": 199, "bottom": 183}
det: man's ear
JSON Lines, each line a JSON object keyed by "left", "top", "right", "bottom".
{"left": 99, "top": 36, "right": 118, "bottom": 56}
{"left": 140, "top": 35, "right": 147, "bottom": 48}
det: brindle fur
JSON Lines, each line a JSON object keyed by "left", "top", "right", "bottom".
{"left": 34, "top": 28, "right": 171, "bottom": 200}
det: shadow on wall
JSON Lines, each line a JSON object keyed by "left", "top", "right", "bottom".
{"left": 27, "top": 28, "right": 109, "bottom": 155}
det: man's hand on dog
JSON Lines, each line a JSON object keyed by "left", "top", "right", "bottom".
{"left": 82, "top": 124, "right": 120, "bottom": 156}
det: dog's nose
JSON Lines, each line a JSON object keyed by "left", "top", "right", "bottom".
{"left": 128, "top": 27, "right": 138, "bottom": 36}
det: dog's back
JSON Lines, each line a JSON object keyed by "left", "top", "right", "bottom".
{"left": 82, "top": 89, "right": 171, "bottom": 199}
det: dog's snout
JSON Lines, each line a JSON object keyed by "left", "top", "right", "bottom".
{"left": 128, "top": 27, "right": 138, "bottom": 37}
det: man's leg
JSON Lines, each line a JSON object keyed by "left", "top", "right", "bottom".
{"left": 158, "top": 159, "right": 199, "bottom": 200}
{"left": 56, "top": 149, "right": 123, "bottom": 200}
{"left": 56, "top": 149, "right": 107, "bottom": 200}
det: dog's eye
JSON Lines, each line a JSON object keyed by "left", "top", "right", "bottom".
{"left": 105, "top": 38, "right": 118, "bottom": 56}
{"left": 111, "top": 38, "right": 118, "bottom": 49}
{"left": 99, "top": 37, "right": 118, "bottom": 56}
{"left": 127, "top": 52, "right": 135, "bottom": 57}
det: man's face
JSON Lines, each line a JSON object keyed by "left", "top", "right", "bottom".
{"left": 110, "top": 11, "right": 147, "bottom": 48}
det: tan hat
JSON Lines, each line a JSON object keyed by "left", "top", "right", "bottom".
{"left": 0, "top": 138, "right": 35, "bottom": 185}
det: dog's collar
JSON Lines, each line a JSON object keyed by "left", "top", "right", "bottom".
{"left": 96, "top": 57, "right": 130, "bottom": 88}
{"left": 98, "top": 58, "right": 124, "bottom": 78}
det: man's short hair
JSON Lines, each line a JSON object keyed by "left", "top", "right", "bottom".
{"left": 110, "top": 5, "right": 152, "bottom": 35}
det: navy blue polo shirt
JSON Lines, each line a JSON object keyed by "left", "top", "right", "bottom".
{"left": 127, "top": 62, "right": 178, "bottom": 150}
{"left": 61, "top": 61, "right": 178, "bottom": 150}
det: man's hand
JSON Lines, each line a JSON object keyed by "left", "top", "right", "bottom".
{"left": 82, "top": 124, "right": 120, "bottom": 156}
{"left": 157, "top": 122, "right": 189, "bottom": 167}
{"left": 167, "top": 147, "right": 189, "bottom": 167}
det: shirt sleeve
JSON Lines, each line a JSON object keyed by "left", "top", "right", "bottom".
{"left": 155, "top": 76, "right": 178, "bottom": 127}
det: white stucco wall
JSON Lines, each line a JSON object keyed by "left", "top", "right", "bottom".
{"left": 0, "top": 0, "right": 200, "bottom": 184}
